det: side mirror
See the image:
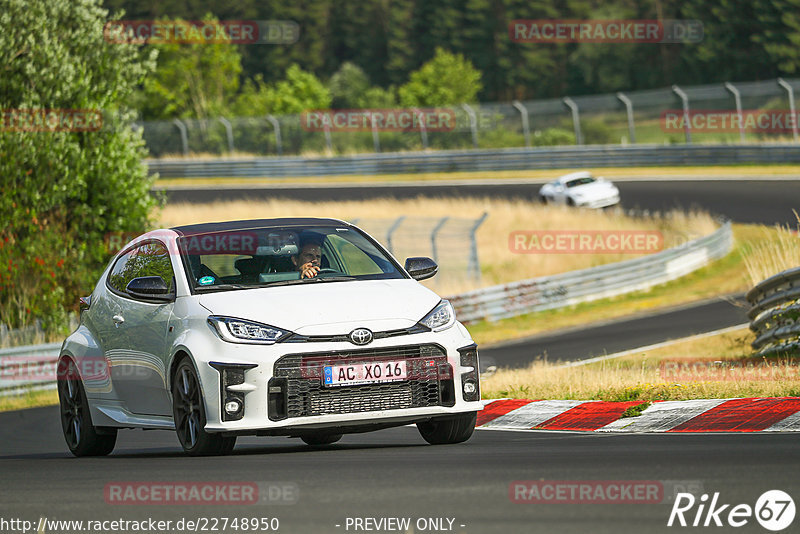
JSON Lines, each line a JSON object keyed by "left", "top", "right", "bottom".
{"left": 404, "top": 257, "right": 438, "bottom": 281}
{"left": 126, "top": 276, "right": 173, "bottom": 301}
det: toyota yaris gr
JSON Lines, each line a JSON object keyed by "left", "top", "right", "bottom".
{"left": 57, "top": 218, "right": 481, "bottom": 456}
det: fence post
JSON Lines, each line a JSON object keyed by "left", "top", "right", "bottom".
{"left": 218, "top": 117, "right": 235, "bottom": 153}
{"left": 467, "top": 212, "right": 488, "bottom": 282}
{"left": 265, "top": 115, "right": 283, "bottom": 155}
{"left": 369, "top": 111, "right": 380, "bottom": 153}
{"left": 672, "top": 85, "right": 692, "bottom": 144}
{"left": 562, "top": 97, "right": 583, "bottom": 145}
{"left": 724, "top": 82, "right": 746, "bottom": 143}
{"left": 172, "top": 118, "right": 189, "bottom": 155}
{"left": 512, "top": 100, "right": 531, "bottom": 147}
{"left": 413, "top": 108, "right": 429, "bottom": 149}
{"left": 777, "top": 78, "right": 799, "bottom": 142}
{"left": 616, "top": 92, "right": 636, "bottom": 144}
{"left": 386, "top": 216, "right": 405, "bottom": 255}
{"left": 462, "top": 103, "right": 479, "bottom": 148}
{"left": 323, "top": 121, "right": 333, "bottom": 155}
{"left": 430, "top": 216, "right": 449, "bottom": 265}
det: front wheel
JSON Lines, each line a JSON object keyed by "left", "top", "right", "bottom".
{"left": 172, "top": 359, "right": 236, "bottom": 456}
{"left": 417, "top": 412, "right": 477, "bottom": 445}
{"left": 57, "top": 358, "right": 117, "bottom": 457}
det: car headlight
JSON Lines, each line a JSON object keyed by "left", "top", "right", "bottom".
{"left": 208, "top": 316, "right": 292, "bottom": 344}
{"left": 419, "top": 300, "right": 456, "bottom": 332}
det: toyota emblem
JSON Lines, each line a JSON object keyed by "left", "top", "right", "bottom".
{"left": 349, "top": 328, "right": 373, "bottom": 345}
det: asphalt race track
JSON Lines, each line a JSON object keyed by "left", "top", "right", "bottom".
{"left": 1, "top": 406, "right": 799, "bottom": 534}
{"left": 162, "top": 179, "right": 800, "bottom": 226}
{"left": 480, "top": 294, "right": 748, "bottom": 369}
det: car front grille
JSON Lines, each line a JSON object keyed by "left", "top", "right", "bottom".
{"left": 273, "top": 344, "right": 452, "bottom": 418}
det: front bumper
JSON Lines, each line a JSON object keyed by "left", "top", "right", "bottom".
{"left": 576, "top": 193, "right": 620, "bottom": 209}
{"left": 185, "top": 323, "right": 482, "bottom": 434}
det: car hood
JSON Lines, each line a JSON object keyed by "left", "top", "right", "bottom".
{"left": 198, "top": 278, "right": 441, "bottom": 334}
{"left": 571, "top": 181, "right": 617, "bottom": 196}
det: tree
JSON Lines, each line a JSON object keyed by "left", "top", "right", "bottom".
{"left": 0, "top": 0, "right": 158, "bottom": 330}
{"left": 328, "top": 62, "right": 396, "bottom": 109}
{"left": 139, "top": 15, "right": 242, "bottom": 119}
{"left": 398, "top": 48, "right": 482, "bottom": 106}
{"left": 233, "top": 64, "right": 331, "bottom": 116}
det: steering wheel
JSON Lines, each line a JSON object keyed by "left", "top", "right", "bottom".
{"left": 316, "top": 268, "right": 340, "bottom": 275}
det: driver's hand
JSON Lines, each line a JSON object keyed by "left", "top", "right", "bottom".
{"left": 300, "top": 262, "right": 319, "bottom": 279}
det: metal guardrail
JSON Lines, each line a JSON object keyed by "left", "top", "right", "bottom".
{"left": 0, "top": 342, "right": 61, "bottom": 397}
{"left": 448, "top": 221, "right": 733, "bottom": 323}
{"left": 147, "top": 145, "right": 800, "bottom": 179}
{"left": 747, "top": 267, "right": 800, "bottom": 356}
{"left": 0, "top": 223, "right": 733, "bottom": 397}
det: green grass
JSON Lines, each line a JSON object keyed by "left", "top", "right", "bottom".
{"left": 0, "top": 389, "right": 58, "bottom": 413}
{"left": 468, "top": 223, "right": 765, "bottom": 347}
{"left": 620, "top": 402, "right": 651, "bottom": 418}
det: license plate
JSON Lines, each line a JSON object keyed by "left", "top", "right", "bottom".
{"left": 323, "top": 360, "right": 407, "bottom": 387}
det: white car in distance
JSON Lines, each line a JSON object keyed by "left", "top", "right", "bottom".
{"left": 57, "top": 218, "right": 481, "bottom": 456}
{"left": 538, "top": 171, "right": 620, "bottom": 209}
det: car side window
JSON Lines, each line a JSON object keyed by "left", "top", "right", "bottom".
{"left": 108, "top": 241, "right": 175, "bottom": 295}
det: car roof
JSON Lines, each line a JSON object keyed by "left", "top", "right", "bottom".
{"left": 171, "top": 217, "right": 350, "bottom": 236}
{"left": 557, "top": 171, "right": 594, "bottom": 183}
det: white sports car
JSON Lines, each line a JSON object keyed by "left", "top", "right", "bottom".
{"left": 538, "top": 171, "right": 620, "bottom": 208}
{"left": 57, "top": 218, "right": 481, "bottom": 456}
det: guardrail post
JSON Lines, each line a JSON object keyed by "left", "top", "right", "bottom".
{"left": 724, "top": 82, "right": 746, "bottom": 143}
{"left": 616, "top": 92, "right": 636, "bottom": 144}
{"left": 512, "top": 100, "right": 531, "bottom": 147}
{"left": 430, "top": 216, "right": 449, "bottom": 265}
{"left": 777, "top": 78, "right": 799, "bottom": 142}
{"left": 172, "top": 118, "right": 189, "bottom": 155}
{"left": 265, "top": 115, "right": 283, "bottom": 156}
{"left": 386, "top": 216, "right": 405, "bottom": 255}
{"left": 562, "top": 97, "right": 583, "bottom": 145}
{"left": 672, "top": 85, "right": 692, "bottom": 144}
{"left": 462, "top": 103, "right": 479, "bottom": 148}
{"left": 413, "top": 108, "right": 429, "bottom": 149}
{"left": 467, "top": 212, "right": 488, "bottom": 282}
{"left": 218, "top": 117, "right": 235, "bottom": 153}
{"left": 369, "top": 111, "right": 380, "bottom": 153}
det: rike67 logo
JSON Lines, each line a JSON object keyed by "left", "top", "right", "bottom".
{"left": 668, "top": 490, "right": 795, "bottom": 531}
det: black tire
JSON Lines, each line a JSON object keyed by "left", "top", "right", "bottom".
{"left": 417, "top": 412, "right": 477, "bottom": 445}
{"left": 172, "top": 359, "right": 236, "bottom": 456}
{"left": 539, "top": 195, "right": 549, "bottom": 204}
{"left": 57, "top": 358, "right": 117, "bottom": 457}
{"left": 301, "top": 433, "right": 343, "bottom": 446}
{"left": 566, "top": 197, "right": 576, "bottom": 207}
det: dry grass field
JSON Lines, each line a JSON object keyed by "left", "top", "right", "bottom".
{"left": 157, "top": 197, "right": 718, "bottom": 295}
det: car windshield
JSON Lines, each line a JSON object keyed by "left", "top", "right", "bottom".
{"left": 565, "top": 177, "right": 596, "bottom": 188}
{"left": 178, "top": 225, "right": 405, "bottom": 292}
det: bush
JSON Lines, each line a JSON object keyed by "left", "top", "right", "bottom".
{"left": 0, "top": 0, "right": 159, "bottom": 332}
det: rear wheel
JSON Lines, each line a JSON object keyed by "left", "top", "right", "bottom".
{"left": 172, "top": 359, "right": 236, "bottom": 456}
{"left": 417, "top": 412, "right": 477, "bottom": 445}
{"left": 539, "top": 195, "right": 549, "bottom": 204}
{"left": 301, "top": 433, "right": 342, "bottom": 446}
{"left": 57, "top": 358, "right": 117, "bottom": 457}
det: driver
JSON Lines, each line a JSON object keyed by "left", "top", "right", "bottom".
{"left": 292, "top": 241, "right": 323, "bottom": 279}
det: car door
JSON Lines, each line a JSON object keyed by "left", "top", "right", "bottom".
{"left": 105, "top": 241, "right": 175, "bottom": 416}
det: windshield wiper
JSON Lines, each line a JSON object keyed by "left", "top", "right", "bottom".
{"left": 194, "top": 284, "right": 253, "bottom": 292}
